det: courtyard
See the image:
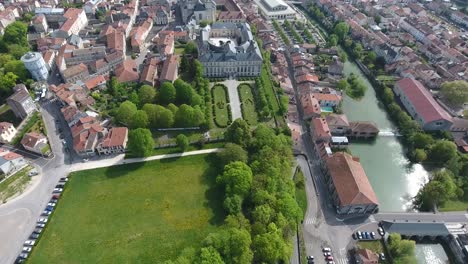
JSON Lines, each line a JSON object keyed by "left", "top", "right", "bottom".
{"left": 27, "top": 154, "right": 224, "bottom": 263}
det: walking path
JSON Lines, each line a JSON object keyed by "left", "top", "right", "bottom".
{"left": 220, "top": 80, "right": 242, "bottom": 121}
{"left": 70, "top": 148, "right": 222, "bottom": 172}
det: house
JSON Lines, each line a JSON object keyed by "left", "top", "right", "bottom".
{"left": 107, "top": 30, "right": 126, "bottom": 53}
{"left": 313, "top": 93, "right": 342, "bottom": 107}
{"left": 330, "top": 136, "right": 348, "bottom": 149}
{"left": 130, "top": 19, "right": 153, "bottom": 53}
{"left": 327, "top": 58, "right": 344, "bottom": 76}
{"left": 96, "top": 127, "right": 128, "bottom": 155}
{"left": 56, "top": 8, "right": 88, "bottom": 38}
{"left": 62, "top": 63, "right": 90, "bottom": 83}
{"left": 140, "top": 58, "right": 161, "bottom": 86}
{"left": 300, "top": 93, "right": 321, "bottom": 120}
{"left": 160, "top": 54, "right": 178, "bottom": 83}
{"left": 7, "top": 84, "right": 36, "bottom": 119}
{"left": 355, "top": 248, "right": 379, "bottom": 264}
{"left": 32, "top": 14, "right": 48, "bottom": 33}
{"left": 311, "top": 117, "right": 332, "bottom": 143}
{"left": 21, "top": 132, "right": 48, "bottom": 155}
{"left": 84, "top": 75, "right": 106, "bottom": 91}
{"left": 348, "top": 122, "right": 379, "bottom": 139}
{"left": 394, "top": 78, "right": 453, "bottom": 131}
{"left": 71, "top": 116, "right": 106, "bottom": 156}
{"left": 0, "top": 148, "right": 26, "bottom": 175}
{"left": 324, "top": 152, "right": 379, "bottom": 215}
{"left": 155, "top": 31, "right": 175, "bottom": 57}
{"left": 154, "top": 6, "right": 169, "bottom": 25}
{"left": 326, "top": 114, "right": 350, "bottom": 135}
{"left": 295, "top": 74, "right": 319, "bottom": 84}
{"left": 61, "top": 105, "right": 87, "bottom": 127}
{"left": 115, "top": 59, "right": 139, "bottom": 83}
{"left": 0, "top": 122, "right": 17, "bottom": 143}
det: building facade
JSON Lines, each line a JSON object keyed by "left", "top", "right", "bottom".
{"left": 198, "top": 23, "right": 263, "bottom": 78}
{"left": 7, "top": 84, "right": 36, "bottom": 119}
{"left": 0, "top": 122, "right": 17, "bottom": 143}
{"left": 179, "top": 0, "right": 216, "bottom": 24}
{"left": 21, "top": 52, "right": 49, "bottom": 81}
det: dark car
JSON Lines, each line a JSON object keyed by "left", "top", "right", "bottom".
{"left": 46, "top": 206, "right": 54, "bottom": 211}
{"left": 30, "top": 233, "right": 39, "bottom": 239}
{"left": 15, "top": 257, "right": 25, "bottom": 263}
{"left": 56, "top": 184, "right": 65, "bottom": 188}
{"left": 34, "top": 228, "right": 43, "bottom": 234}
{"left": 52, "top": 194, "right": 61, "bottom": 199}
{"left": 306, "top": 255, "right": 314, "bottom": 264}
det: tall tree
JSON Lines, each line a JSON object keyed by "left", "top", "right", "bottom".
{"left": 3, "top": 22, "right": 28, "bottom": 47}
{"left": 159, "top": 82, "right": 176, "bottom": 105}
{"left": 217, "top": 143, "right": 248, "bottom": 168}
{"left": 116, "top": 100, "right": 137, "bottom": 125}
{"left": 130, "top": 110, "right": 149, "bottom": 129}
{"left": 138, "top": 85, "right": 156, "bottom": 105}
{"left": 224, "top": 119, "right": 251, "bottom": 148}
{"left": 127, "top": 128, "right": 154, "bottom": 157}
{"left": 440, "top": 80, "right": 468, "bottom": 107}
{"left": 333, "top": 22, "right": 349, "bottom": 42}
{"left": 142, "top": 104, "right": 174, "bottom": 128}
{"left": 4, "top": 60, "right": 29, "bottom": 81}
{"left": 199, "top": 247, "right": 225, "bottom": 264}
{"left": 203, "top": 228, "right": 253, "bottom": 264}
{"left": 217, "top": 161, "right": 253, "bottom": 198}
{"left": 176, "top": 134, "right": 189, "bottom": 152}
{"left": 174, "top": 79, "right": 194, "bottom": 104}
{"left": 428, "top": 140, "right": 457, "bottom": 164}
{"left": 413, "top": 170, "right": 458, "bottom": 211}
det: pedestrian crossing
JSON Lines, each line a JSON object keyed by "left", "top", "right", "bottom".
{"left": 304, "top": 217, "right": 316, "bottom": 225}
{"left": 334, "top": 257, "right": 349, "bottom": 264}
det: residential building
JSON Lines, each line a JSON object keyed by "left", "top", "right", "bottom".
{"left": 197, "top": 23, "right": 263, "bottom": 78}
{"left": 160, "top": 54, "right": 178, "bottom": 83}
{"left": 300, "top": 93, "right": 321, "bottom": 120}
{"left": 0, "top": 122, "right": 16, "bottom": 143}
{"left": 32, "top": 14, "right": 48, "bottom": 33}
{"left": 326, "top": 114, "right": 350, "bottom": 135}
{"left": 330, "top": 136, "right": 348, "bottom": 149}
{"left": 96, "top": 127, "right": 128, "bottom": 155}
{"left": 348, "top": 122, "right": 379, "bottom": 139}
{"left": 7, "top": 84, "right": 36, "bottom": 119}
{"left": 179, "top": 0, "right": 216, "bottom": 23}
{"left": 155, "top": 31, "right": 174, "bottom": 57}
{"left": 324, "top": 152, "right": 379, "bottom": 215}
{"left": 394, "top": 78, "right": 453, "bottom": 131}
{"left": 115, "top": 59, "right": 139, "bottom": 83}
{"left": 253, "top": 0, "right": 297, "bottom": 20}
{"left": 355, "top": 249, "right": 379, "bottom": 264}
{"left": 107, "top": 30, "right": 126, "bottom": 53}
{"left": 62, "top": 63, "right": 90, "bottom": 83}
{"left": 56, "top": 8, "right": 88, "bottom": 38}
{"left": 0, "top": 148, "right": 26, "bottom": 175}
{"left": 21, "top": 52, "right": 49, "bottom": 81}
{"left": 218, "top": 11, "right": 245, "bottom": 23}
{"left": 84, "top": 75, "right": 106, "bottom": 91}
{"left": 61, "top": 105, "right": 87, "bottom": 127}
{"left": 64, "top": 47, "right": 107, "bottom": 67}
{"left": 140, "top": 58, "right": 160, "bottom": 86}
{"left": 71, "top": 116, "right": 106, "bottom": 156}
{"left": 130, "top": 19, "right": 153, "bottom": 53}
{"left": 154, "top": 6, "right": 169, "bottom": 25}
{"left": 311, "top": 117, "right": 332, "bottom": 143}
{"left": 21, "top": 132, "right": 48, "bottom": 155}
{"left": 313, "top": 93, "right": 342, "bottom": 107}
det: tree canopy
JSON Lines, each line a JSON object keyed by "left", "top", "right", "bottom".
{"left": 413, "top": 170, "right": 459, "bottom": 211}
{"left": 127, "top": 128, "right": 154, "bottom": 157}
{"left": 224, "top": 119, "right": 251, "bottom": 148}
{"left": 440, "top": 80, "right": 468, "bottom": 107}
{"left": 217, "top": 161, "right": 253, "bottom": 198}
{"left": 176, "top": 134, "right": 189, "bottom": 152}
{"left": 116, "top": 100, "right": 137, "bottom": 125}
{"left": 387, "top": 233, "right": 417, "bottom": 264}
{"left": 142, "top": 104, "right": 174, "bottom": 128}
{"left": 138, "top": 85, "right": 156, "bottom": 105}
{"left": 217, "top": 143, "right": 248, "bottom": 168}
{"left": 160, "top": 82, "right": 176, "bottom": 105}
{"left": 333, "top": 22, "right": 349, "bottom": 42}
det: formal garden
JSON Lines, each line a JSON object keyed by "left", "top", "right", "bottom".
{"left": 237, "top": 83, "right": 258, "bottom": 126}
{"left": 212, "top": 84, "right": 231, "bottom": 128}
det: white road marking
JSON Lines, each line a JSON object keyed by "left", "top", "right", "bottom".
{"left": 304, "top": 217, "right": 316, "bottom": 225}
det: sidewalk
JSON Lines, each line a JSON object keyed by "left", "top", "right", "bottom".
{"left": 70, "top": 148, "right": 222, "bottom": 172}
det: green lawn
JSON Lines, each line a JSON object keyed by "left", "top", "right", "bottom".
{"left": 294, "top": 170, "right": 307, "bottom": 220}
{"left": 28, "top": 155, "right": 225, "bottom": 263}
{"left": 440, "top": 199, "right": 468, "bottom": 212}
{"left": 238, "top": 84, "right": 259, "bottom": 125}
{"left": 212, "top": 85, "right": 230, "bottom": 128}
{"left": 0, "top": 166, "right": 32, "bottom": 203}
{"left": 174, "top": 47, "right": 184, "bottom": 55}
{"left": 12, "top": 111, "right": 40, "bottom": 145}
{"left": 357, "top": 241, "right": 384, "bottom": 254}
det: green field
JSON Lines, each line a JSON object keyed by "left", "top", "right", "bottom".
{"left": 238, "top": 84, "right": 259, "bottom": 125}
{"left": 440, "top": 199, "right": 468, "bottom": 212}
{"left": 212, "top": 85, "right": 230, "bottom": 127}
{"left": 28, "top": 155, "right": 224, "bottom": 263}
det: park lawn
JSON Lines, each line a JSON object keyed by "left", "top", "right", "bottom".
{"left": 440, "top": 199, "right": 468, "bottom": 212}
{"left": 28, "top": 155, "right": 225, "bottom": 264}
{"left": 238, "top": 84, "right": 259, "bottom": 125}
{"left": 212, "top": 85, "right": 230, "bottom": 127}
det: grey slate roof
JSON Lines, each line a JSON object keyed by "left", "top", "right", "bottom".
{"left": 381, "top": 221, "right": 450, "bottom": 236}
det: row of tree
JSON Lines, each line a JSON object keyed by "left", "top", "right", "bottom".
{"left": 388, "top": 233, "right": 417, "bottom": 264}
{"left": 283, "top": 20, "right": 304, "bottom": 44}
{"left": 272, "top": 20, "right": 291, "bottom": 46}
{"left": 165, "top": 119, "right": 300, "bottom": 263}
{"left": 336, "top": 73, "right": 367, "bottom": 99}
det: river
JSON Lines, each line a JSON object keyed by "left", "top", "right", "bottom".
{"left": 341, "top": 61, "right": 430, "bottom": 212}
{"left": 415, "top": 243, "right": 450, "bottom": 264}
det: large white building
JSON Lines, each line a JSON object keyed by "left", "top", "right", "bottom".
{"left": 21, "top": 52, "right": 49, "bottom": 81}
{"left": 198, "top": 22, "right": 263, "bottom": 78}
{"left": 179, "top": 0, "right": 216, "bottom": 24}
{"left": 253, "top": 0, "right": 297, "bottom": 20}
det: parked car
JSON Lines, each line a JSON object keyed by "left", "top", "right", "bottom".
{"left": 23, "top": 240, "right": 35, "bottom": 246}
{"left": 323, "top": 252, "right": 331, "bottom": 256}
{"left": 42, "top": 210, "right": 51, "bottom": 216}
{"left": 18, "top": 253, "right": 29, "bottom": 259}
{"left": 47, "top": 202, "right": 56, "bottom": 207}
{"left": 28, "top": 171, "right": 38, "bottom": 176}
{"left": 34, "top": 228, "right": 43, "bottom": 234}
{"left": 37, "top": 218, "right": 48, "bottom": 223}
{"left": 356, "top": 231, "right": 362, "bottom": 239}
{"left": 55, "top": 184, "right": 65, "bottom": 188}
{"left": 325, "top": 256, "right": 334, "bottom": 261}
{"left": 364, "top": 232, "right": 370, "bottom": 239}
{"left": 36, "top": 223, "right": 45, "bottom": 228}
{"left": 53, "top": 188, "right": 63, "bottom": 193}
{"left": 14, "top": 257, "right": 25, "bottom": 263}
{"left": 306, "top": 255, "right": 314, "bottom": 264}
{"left": 322, "top": 247, "right": 331, "bottom": 252}
{"left": 30, "top": 233, "right": 39, "bottom": 239}
{"left": 371, "top": 232, "right": 376, "bottom": 239}
{"left": 380, "top": 253, "right": 386, "bottom": 261}
{"left": 378, "top": 227, "right": 385, "bottom": 236}
{"left": 59, "top": 177, "right": 68, "bottom": 182}
{"left": 51, "top": 195, "right": 60, "bottom": 200}
{"left": 22, "top": 247, "right": 32, "bottom": 253}
{"left": 46, "top": 205, "right": 54, "bottom": 211}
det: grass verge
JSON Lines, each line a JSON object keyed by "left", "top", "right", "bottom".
{"left": 238, "top": 84, "right": 259, "bottom": 125}
{"left": 11, "top": 111, "right": 40, "bottom": 145}
{"left": 212, "top": 85, "right": 230, "bottom": 127}
{"left": 0, "top": 166, "right": 32, "bottom": 203}
{"left": 294, "top": 169, "right": 307, "bottom": 219}
{"left": 28, "top": 154, "right": 225, "bottom": 263}
{"left": 439, "top": 199, "right": 468, "bottom": 212}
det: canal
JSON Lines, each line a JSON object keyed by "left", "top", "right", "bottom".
{"left": 341, "top": 61, "right": 430, "bottom": 212}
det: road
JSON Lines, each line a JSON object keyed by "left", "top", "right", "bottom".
{"left": 374, "top": 212, "right": 468, "bottom": 223}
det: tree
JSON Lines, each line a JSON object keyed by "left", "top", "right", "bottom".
{"left": 327, "top": 34, "right": 338, "bottom": 47}
{"left": 382, "top": 87, "right": 394, "bottom": 104}
{"left": 387, "top": 233, "right": 417, "bottom": 264}
{"left": 0, "top": 72, "right": 18, "bottom": 95}
{"left": 366, "top": 51, "right": 377, "bottom": 64}
{"left": 223, "top": 195, "right": 243, "bottom": 214}
{"left": 411, "top": 133, "right": 434, "bottom": 149}
{"left": 413, "top": 149, "right": 427, "bottom": 162}
{"left": 217, "top": 143, "right": 248, "bottom": 168}
{"left": 252, "top": 223, "right": 291, "bottom": 263}
{"left": 116, "top": 100, "right": 137, "bottom": 125}
{"left": 217, "top": 161, "right": 253, "bottom": 198}
{"left": 333, "top": 22, "right": 349, "bottom": 42}
{"left": 199, "top": 247, "right": 225, "bottom": 264}
{"left": 413, "top": 170, "right": 458, "bottom": 211}
{"left": 130, "top": 110, "right": 149, "bottom": 129}
{"left": 174, "top": 79, "right": 194, "bottom": 104}
{"left": 167, "top": 103, "right": 178, "bottom": 114}
{"left": 353, "top": 43, "right": 364, "bottom": 59}
{"left": 127, "top": 128, "right": 154, "bottom": 157}
{"left": 203, "top": 228, "right": 253, "bottom": 264}
{"left": 159, "top": 82, "right": 176, "bottom": 105}
{"left": 3, "top": 22, "right": 28, "bottom": 47}
{"left": 142, "top": 104, "right": 174, "bottom": 128}
{"left": 138, "top": 85, "right": 156, "bottom": 105}
{"left": 440, "top": 80, "right": 468, "bottom": 107}
{"left": 175, "top": 104, "right": 205, "bottom": 127}
{"left": 184, "top": 41, "right": 198, "bottom": 57}
{"left": 176, "top": 134, "right": 189, "bottom": 152}
{"left": 129, "top": 91, "right": 139, "bottom": 106}
{"left": 0, "top": 54, "right": 14, "bottom": 67}
{"left": 224, "top": 119, "right": 251, "bottom": 148}
{"left": 8, "top": 44, "right": 29, "bottom": 59}
{"left": 336, "top": 79, "right": 349, "bottom": 91}
{"left": 374, "top": 15, "right": 381, "bottom": 24}
{"left": 428, "top": 140, "right": 457, "bottom": 164}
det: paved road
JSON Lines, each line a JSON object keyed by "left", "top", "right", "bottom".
{"left": 374, "top": 212, "right": 468, "bottom": 223}
{"left": 220, "top": 80, "right": 242, "bottom": 121}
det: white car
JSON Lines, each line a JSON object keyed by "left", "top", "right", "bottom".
{"left": 42, "top": 210, "right": 52, "bottom": 216}
{"left": 36, "top": 223, "right": 45, "bottom": 228}
{"left": 37, "top": 218, "right": 48, "bottom": 223}
{"left": 23, "top": 240, "right": 35, "bottom": 246}
{"left": 47, "top": 202, "right": 56, "bottom": 207}
{"left": 53, "top": 188, "right": 63, "bottom": 193}
{"left": 322, "top": 247, "right": 331, "bottom": 252}
{"left": 323, "top": 252, "right": 331, "bottom": 256}
{"left": 22, "top": 247, "right": 32, "bottom": 252}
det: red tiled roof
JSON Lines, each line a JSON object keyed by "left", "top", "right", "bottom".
{"left": 107, "top": 30, "right": 125, "bottom": 52}
{"left": 395, "top": 78, "right": 452, "bottom": 123}
{"left": 21, "top": 132, "right": 46, "bottom": 149}
{"left": 60, "top": 8, "right": 84, "bottom": 32}
{"left": 160, "top": 54, "right": 178, "bottom": 82}
{"left": 326, "top": 152, "right": 379, "bottom": 206}
{"left": 2, "top": 151, "right": 22, "bottom": 161}
{"left": 101, "top": 127, "right": 128, "bottom": 148}
{"left": 300, "top": 93, "right": 321, "bottom": 117}
{"left": 85, "top": 75, "right": 106, "bottom": 90}
{"left": 312, "top": 117, "right": 331, "bottom": 140}
{"left": 115, "top": 59, "right": 139, "bottom": 83}
{"left": 0, "top": 122, "right": 13, "bottom": 133}
{"left": 296, "top": 73, "right": 319, "bottom": 84}
{"left": 357, "top": 249, "right": 379, "bottom": 264}
{"left": 313, "top": 93, "right": 342, "bottom": 102}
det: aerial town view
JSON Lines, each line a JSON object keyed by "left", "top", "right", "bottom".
{"left": 0, "top": 0, "right": 468, "bottom": 263}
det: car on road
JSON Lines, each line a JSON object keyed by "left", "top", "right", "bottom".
{"left": 42, "top": 210, "right": 52, "bottom": 216}
{"left": 323, "top": 252, "right": 331, "bottom": 256}
{"left": 23, "top": 240, "right": 35, "bottom": 246}
{"left": 37, "top": 218, "right": 48, "bottom": 223}
{"left": 53, "top": 188, "right": 63, "bottom": 193}
{"left": 30, "top": 233, "right": 40, "bottom": 239}
{"left": 15, "top": 257, "right": 25, "bottom": 263}
{"left": 379, "top": 253, "right": 386, "bottom": 261}
{"left": 52, "top": 194, "right": 60, "bottom": 199}
{"left": 46, "top": 205, "right": 54, "bottom": 211}
{"left": 378, "top": 227, "right": 385, "bottom": 236}
{"left": 371, "top": 231, "right": 376, "bottom": 239}
{"left": 325, "top": 256, "right": 333, "bottom": 261}
{"left": 22, "top": 247, "right": 32, "bottom": 252}
{"left": 28, "top": 170, "right": 38, "bottom": 176}
{"left": 322, "top": 247, "right": 331, "bottom": 252}
{"left": 47, "top": 202, "right": 56, "bottom": 207}
{"left": 36, "top": 223, "right": 46, "bottom": 228}
{"left": 306, "top": 255, "right": 314, "bottom": 264}
{"left": 59, "top": 177, "right": 68, "bottom": 182}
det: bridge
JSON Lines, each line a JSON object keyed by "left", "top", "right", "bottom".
{"left": 375, "top": 212, "right": 468, "bottom": 224}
